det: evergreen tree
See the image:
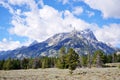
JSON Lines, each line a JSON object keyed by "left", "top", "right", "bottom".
{"left": 81, "top": 55, "right": 87, "bottom": 67}
{"left": 27, "top": 58, "right": 33, "bottom": 69}
{"left": 112, "top": 53, "right": 117, "bottom": 63}
{"left": 78, "top": 56, "right": 82, "bottom": 68}
{"left": 3, "top": 58, "right": 12, "bottom": 70}
{"left": 117, "top": 54, "right": 120, "bottom": 62}
{"left": 57, "top": 47, "right": 67, "bottom": 69}
{"left": 102, "top": 54, "right": 107, "bottom": 64}
{"left": 49, "top": 57, "right": 55, "bottom": 68}
{"left": 107, "top": 55, "right": 112, "bottom": 63}
{"left": 21, "top": 58, "right": 29, "bottom": 69}
{"left": 32, "top": 58, "right": 40, "bottom": 69}
{"left": 87, "top": 52, "right": 92, "bottom": 68}
{"left": 0, "top": 60, "right": 5, "bottom": 70}
{"left": 67, "top": 48, "right": 79, "bottom": 74}
{"left": 41, "top": 57, "right": 49, "bottom": 68}
{"left": 93, "top": 50, "right": 105, "bottom": 67}
{"left": 12, "top": 59, "right": 21, "bottom": 69}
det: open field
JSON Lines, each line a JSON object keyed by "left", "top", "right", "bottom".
{"left": 0, "top": 68, "right": 120, "bottom": 80}
{"left": 105, "top": 63, "right": 120, "bottom": 67}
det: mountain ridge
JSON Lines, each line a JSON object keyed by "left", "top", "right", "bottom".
{"left": 0, "top": 29, "right": 116, "bottom": 60}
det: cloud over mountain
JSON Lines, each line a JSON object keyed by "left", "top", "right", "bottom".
{"left": 0, "top": 29, "right": 116, "bottom": 60}
{"left": 0, "top": 0, "right": 120, "bottom": 51}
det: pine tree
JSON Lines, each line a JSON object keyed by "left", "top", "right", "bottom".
{"left": 81, "top": 55, "right": 87, "bottom": 67}
{"left": 117, "top": 54, "right": 120, "bottom": 62}
{"left": 67, "top": 48, "right": 79, "bottom": 74}
{"left": 3, "top": 58, "right": 12, "bottom": 70}
{"left": 112, "top": 53, "right": 117, "bottom": 63}
{"left": 87, "top": 52, "right": 92, "bottom": 68}
{"left": 21, "top": 58, "right": 29, "bottom": 69}
{"left": 78, "top": 56, "right": 82, "bottom": 68}
{"left": 12, "top": 59, "right": 21, "bottom": 69}
{"left": 41, "top": 57, "right": 49, "bottom": 68}
{"left": 27, "top": 58, "right": 33, "bottom": 69}
{"left": 57, "top": 47, "right": 67, "bottom": 69}
{"left": 32, "top": 58, "right": 40, "bottom": 69}
{"left": 0, "top": 60, "right": 5, "bottom": 70}
{"left": 93, "top": 50, "right": 105, "bottom": 67}
{"left": 106, "top": 55, "right": 112, "bottom": 63}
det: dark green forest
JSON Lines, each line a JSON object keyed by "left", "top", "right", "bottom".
{"left": 0, "top": 47, "right": 120, "bottom": 70}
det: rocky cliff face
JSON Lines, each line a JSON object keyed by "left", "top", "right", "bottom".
{"left": 0, "top": 29, "right": 116, "bottom": 60}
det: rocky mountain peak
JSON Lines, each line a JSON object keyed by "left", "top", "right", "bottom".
{"left": 0, "top": 29, "right": 116, "bottom": 60}
{"left": 80, "top": 29, "right": 97, "bottom": 41}
{"left": 46, "top": 29, "right": 97, "bottom": 45}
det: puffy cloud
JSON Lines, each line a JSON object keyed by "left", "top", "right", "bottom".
{"left": 63, "top": 10, "right": 90, "bottom": 30}
{"left": 0, "top": 38, "right": 33, "bottom": 51}
{"left": 0, "top": 38, "right": 21, "bottom": 51}
{"left": 84, "top": 0, "right": 120, "bottom": 18}
{"left": 9, "top": 5, "right": 91, "bottom": 42}
{"left": 72, "top": 6, "right": 83, "bottom": 16}
{"left": 0, "top": 0, "right": 120, "bottom": 51}
{"left": 9, "top": 5, "right": 65, "bottom": 41}
{"left": 6, "top": 0, "right": 91, "bottom": 42}
{"left": 94, "top": 24, "right": 120, "bottom": 46}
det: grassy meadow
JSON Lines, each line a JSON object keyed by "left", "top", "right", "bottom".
{"left": 0, "top": 67, "right": 120, "bottom": 80}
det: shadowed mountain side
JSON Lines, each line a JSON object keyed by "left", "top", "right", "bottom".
{"left": 0, "top": 29, "right": 116, "bottom": 60}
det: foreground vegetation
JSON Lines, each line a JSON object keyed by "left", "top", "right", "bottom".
{"left": 0, "top": 47, "right": 120, "bottom": 80}
{"left": 0, "top": 47, "right": 120, "bottom": 71}
{"left": 0, "top": 67, "right": 120, "bottom": 80}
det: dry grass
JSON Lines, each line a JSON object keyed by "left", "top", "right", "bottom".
{"left": 0, "top": 68, "right": 120, "bottom": 80}
{"left": 105, "top": 63, "right": 120, "bottom": 67}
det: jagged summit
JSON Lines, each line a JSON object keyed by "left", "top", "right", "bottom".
{"left": 45, "top": 29, "right": 97, "bottom": 46}
{"left": 0, "top": 29, "right": 116, "bottom": 60}
{"left": 71, "top": 27, "right": 78, "bottom": 36}
{"left": 80, "top": 29, "right": 97, "bottom": 41}
{"left": 30, "top": 40, "right": 38, "bottom": 46}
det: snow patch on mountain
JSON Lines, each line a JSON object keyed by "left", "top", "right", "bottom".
{"left": 0, "top": 29, "right": 117, "bottom": 60}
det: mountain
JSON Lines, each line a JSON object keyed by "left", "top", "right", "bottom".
{"left": 29, "top": 40, "right": 39, "bottom": 46}
{"left": 0, "top": 29, "right": 116, "bottom": 60}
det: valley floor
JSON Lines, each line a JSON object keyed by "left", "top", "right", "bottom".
{"left": 0, "top": 67, "right": 120, "bottom": 80}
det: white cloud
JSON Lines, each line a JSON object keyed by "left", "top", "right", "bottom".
{"left": 38, "top": 0, "right": 44, "bottom": 7}
{"left": 8, "top": 1, "right": 90, "bottom": 42}
{"left": 94, "top": 24, "right": 120, "bottom": 46}
{"left": 58, "top": 0, "right": 69, "bottom": 4}
{"left": 86, "top": 11, "right": 95, "bottom": 17}
{"left": 58, "top": 0, "right": 83, "bottom": 4}
{"left": 0, "top": 38, "right": 33, "bottom": 51}
{"left": 84, "top": 0, "right": 120, "bottom": 18}
{"left": 0, "top": 38, "right": 21, "bottom": 51}
{"left": 9, "top": 5, "right": 68, "bottom": 41}
{"left": 63, "top": 10, "right": 90, "bottom": 30}
{"left": 0, "top": 0, "right": 120, "bottom": 51}
{"left": 8, "top": 0, "right": 27, "bottom": 6}
{"left": 0, "top": 0, "right": 98, "bottom": 35}
{"left": 0, "top": 0, "right": 14, "bottom": 14}
{"left": 72, "top": 6, "right": 83, "bottom": 16}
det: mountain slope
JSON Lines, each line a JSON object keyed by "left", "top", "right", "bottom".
{"left": 0, "top": 29, "right": 116, "bottom": 60}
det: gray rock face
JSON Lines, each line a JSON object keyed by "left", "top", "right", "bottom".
{"left": 0, "top": 29, "right": 116, "bottom": 60}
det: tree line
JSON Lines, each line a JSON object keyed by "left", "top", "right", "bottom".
{"left": 0, "top": 47, "right": 120, "bottom": 71}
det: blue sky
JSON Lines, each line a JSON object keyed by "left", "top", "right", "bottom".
{"left": 0, "top": 0, "right": 120, "bottom": 51}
